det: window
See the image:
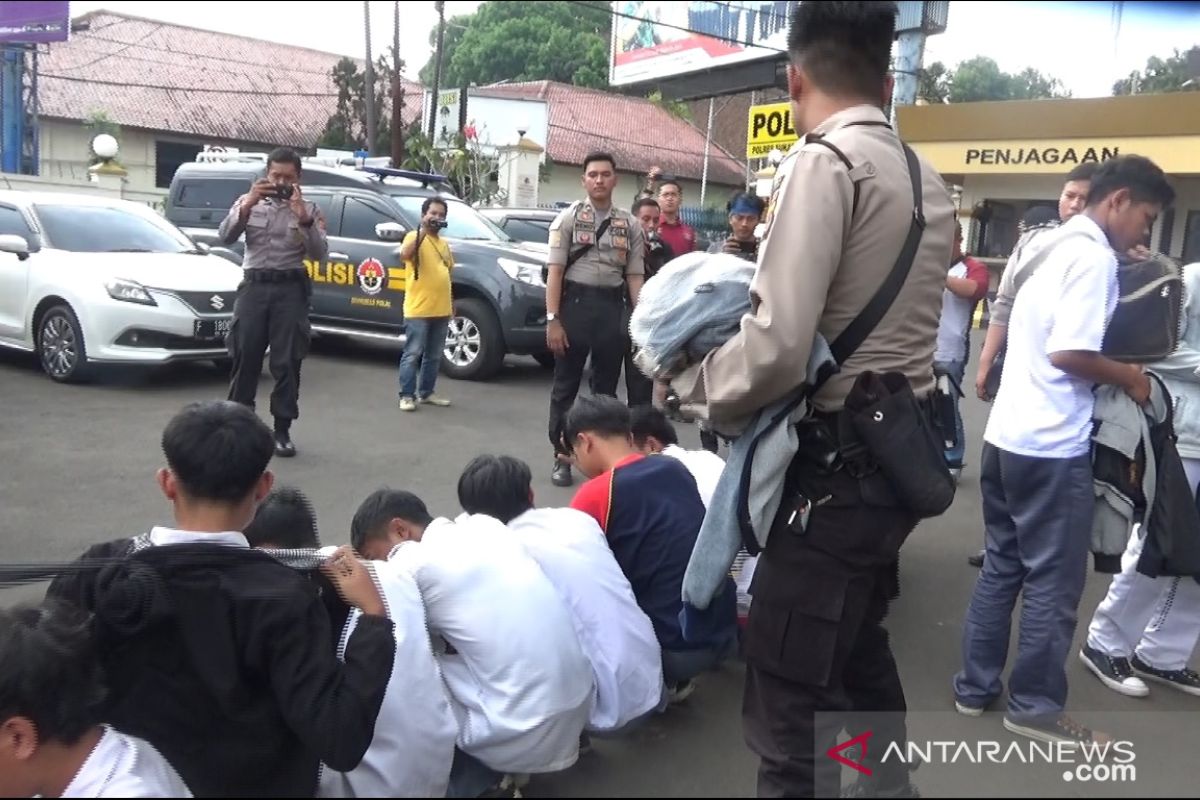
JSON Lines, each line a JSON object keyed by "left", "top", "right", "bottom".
{"left": 389, "top": 195, "right": 513, "bottom": 242}
{"left": 0, "top": 206, "right": 33, "bottom": 239}
{"left": 306, "top": 193, "right": 336, "bottom": 231}
{"left": 35, "top": 204, "right": 193, "bottom": 253}
{"left": 175, "top": 179, "right": 248, "bottom": 210}
{"left": 502, "top": 217, "right": 552, "bottom": 244}
{"left": 339, "top": 197, "right": 395, "bottom": 241}
{"left": 1184, "top": 211, "right": 1200, "bottom": 265}
{"left": 156, "top": 141, "right": 204, "bottom": 189}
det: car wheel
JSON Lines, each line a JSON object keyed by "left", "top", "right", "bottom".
{"left": 533, "top": 351, "right": 555, "bottom": 370}
{"left": 442, "top": 298, "right": 505, "bottom": 381}
{"left": 38, "top": 304, "right": 93, "bottom": 383}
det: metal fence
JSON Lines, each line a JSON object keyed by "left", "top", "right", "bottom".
{"left": 681, "top": 206, "right": 731, "bottom": 250}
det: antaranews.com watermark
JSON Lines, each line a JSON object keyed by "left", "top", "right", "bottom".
{"left": 816, "top": 711, "right": 1197, "bottom": 797}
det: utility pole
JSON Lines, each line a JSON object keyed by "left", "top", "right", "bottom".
{"left": 428, "top": 0, "right": 446, "bottom": 141}
{"left": 364, "top": 0, "right": 377, "bottom": 157}
{"left": 391, "top": 0, "right": 404, "bottom": 166}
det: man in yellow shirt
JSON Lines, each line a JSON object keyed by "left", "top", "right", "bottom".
{"left": 398, "top": 198, "right": 455, "bottom": 412}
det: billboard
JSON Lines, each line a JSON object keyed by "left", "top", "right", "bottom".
{"left": 0, "top": 1, "right": 70, "bottom": 44}
{"left": 610, "top": 1, "right": 797, "bottom": 87}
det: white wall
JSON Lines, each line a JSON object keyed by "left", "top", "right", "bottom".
{"left": 39, "top": 119, "right": 158, "bottom": 192}
{"left": 0, "top": 171, "right": 167, "bottom": 212}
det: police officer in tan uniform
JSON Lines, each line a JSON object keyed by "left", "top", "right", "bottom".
{"left": 545, "top": 152, "right": 645, "bottom": 486}
{"left": 219, "top": 147, "right": 328, "bottom": 458}
{"left": 668, "top": 3, "right": 955, "bottom": 797}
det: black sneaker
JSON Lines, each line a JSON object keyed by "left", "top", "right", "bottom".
{"left": 1003, "top": 713, "right": 1112, "bottom": 748}
{"left": 967, "top": 550, "right": 985, "bottom": 568}
{"left": 1079, "top": 645, "right": 1149, "bottom": 697}
{"left": 274, "top": 433, "right": 297, "bottom": 458}
{"left": 1132, "top": 654, "right": 1200, "bottom": 697}
{"left": 552, "top": 461, "right": 573, "bottom": 487}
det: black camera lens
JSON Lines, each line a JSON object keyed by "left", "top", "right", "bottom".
{"left": 276, "top": 183, "right": 294, "bottom": 200}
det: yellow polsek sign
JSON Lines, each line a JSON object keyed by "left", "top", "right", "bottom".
{"left": 747, "top": 102, "right": 798, "bottom": 159}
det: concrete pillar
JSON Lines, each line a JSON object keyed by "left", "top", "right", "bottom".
{"left": 496, "top": 135, "right": 544, "bottom": 209}
{"left": 88, "top": 160, "right": 128, "bottom": 197}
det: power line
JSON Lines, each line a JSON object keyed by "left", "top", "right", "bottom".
{"left": 50, "top": 25, "right": 164, "bottom": 72}
{"left": 546, "top": 122, "right": 742, "bottom": 168}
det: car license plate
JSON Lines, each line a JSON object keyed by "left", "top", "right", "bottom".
{"left": 195, "top": 318, "right": 232, "bottom": 341}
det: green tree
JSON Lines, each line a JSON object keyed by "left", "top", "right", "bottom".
{"left": 947, "top": 56, "right": 1070, "bottom": 103}
{"left": 399, "top": 122, "right": 504, "bottom": 206}
{"left": 317, "top": 53, "right": 399, "bottom": 155}
{"left": 916, "top": 61, "right": 951, "bottom": 103}
{"left": 418, "top": 1, "right": 611, "bottom": 89}
{"left": 1113, "top": 46, "right": 1200, "bottom": 95}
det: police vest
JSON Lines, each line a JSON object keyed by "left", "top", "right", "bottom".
{"left": 571, "top": 202, "right": 633, "bottom": 258}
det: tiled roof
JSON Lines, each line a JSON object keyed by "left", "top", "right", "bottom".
{"left": 37, "top": 11, "right": 425, "bottom": 149}
{"left": 475, "top": 81, "right": 746, "bottom": 186}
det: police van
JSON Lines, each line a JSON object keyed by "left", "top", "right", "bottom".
{"left": 165, "top": 150, "right": 554, "bottom": 381}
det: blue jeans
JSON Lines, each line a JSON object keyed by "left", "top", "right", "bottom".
{"left": 953, "top": 444, "right": 1093, "bottom": 721}
{"left": 445, "top": 748, "right": 503, "bottom": 798}
{"left": 934, "top": 359, "right": 966, "bottom": 469}
{"left": 398, "top": 316, "right": 450, "bottom": 399}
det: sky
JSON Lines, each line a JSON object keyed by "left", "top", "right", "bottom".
{"left": 66, "top": 0, "right": 1200, "bottom": 96}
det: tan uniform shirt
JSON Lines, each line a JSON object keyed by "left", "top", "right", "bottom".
{"left": 673, "top": 105, "right": 956, "bottom": 427}
{"left": 547, "top": 202, "right": 645, "bottom": 288}
{"left": 219, "top": 196, "right": 329, "bottom": 271}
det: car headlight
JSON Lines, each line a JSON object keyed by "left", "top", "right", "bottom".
{"left": 497, "top": 257, "right": 545, "bottom": 288}
{"left": 105, "top": 279, "right": 157, "bottom": 306}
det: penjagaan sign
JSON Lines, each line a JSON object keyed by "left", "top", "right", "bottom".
{"left": 747, "top": 102, "right": 799, "bottom": 159}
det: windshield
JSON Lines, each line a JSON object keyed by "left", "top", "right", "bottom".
{"left": 35, "top": 204, "right": 196, "bottom": 253}
{"left": 388, "top": 195, "right": 514, "bottom": 243}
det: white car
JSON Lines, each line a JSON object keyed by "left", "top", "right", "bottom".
{"left": 0, "top": 191, "right": 244, "bottom": 382}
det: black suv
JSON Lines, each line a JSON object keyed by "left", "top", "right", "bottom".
{"left": 166, "top": 158, "right": 553, "bottom": 380}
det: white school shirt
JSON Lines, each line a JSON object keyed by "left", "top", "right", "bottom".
{"left": 934, "top": 260, "right": 974, "bottom": 364}
{"left": 476, "top": 508, "right": 665, "bottom": 732}
{"left": 984, "top": 214, "right": 1119, "bottom": 459}
{"left": 61, "top": 726, "right": 192, "bottom": 798}
{"left": 661, "top": 444, "right": 726, "bottom": 509}
{"left": 317, "top": 550, "right": 457, "bottom": 799}
{"left": 387, "top": 516, "right": 593, "bottom": 774}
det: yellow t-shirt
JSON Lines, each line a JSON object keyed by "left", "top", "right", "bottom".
{"left": 401, "top": 231, "right": 454, "bottom": 318}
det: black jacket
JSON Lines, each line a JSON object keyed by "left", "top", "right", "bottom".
{"left": 47, "top": 539, "right": 395, "bottom": 798}
{"left": 1138, "top": 414, "right": 1200, "bottom": 580}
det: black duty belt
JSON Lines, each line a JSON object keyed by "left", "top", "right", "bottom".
{"left": 245, "top": 268, "right": 308, "bottom": 283}
{"left": 564, "top": 281, "right": 624, "bottom": 300}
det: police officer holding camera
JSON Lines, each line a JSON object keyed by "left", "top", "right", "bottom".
{"left": 220, "top": 147, "right": 328, "bottom": 458}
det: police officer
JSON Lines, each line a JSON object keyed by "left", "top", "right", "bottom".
{"left": 668, "top": 3, "right": 955, "bottom": 797}
{"left": 624, "top": 197, "right": 674, "bottom": 409}
{"left": 546, "top": 152, "right": 645, "bottom": 486}
{"left": 219, "top": 147, "right": 328, "bottom": 458}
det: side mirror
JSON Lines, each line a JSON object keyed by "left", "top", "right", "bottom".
{"left": 376, "top": 222, "right": 406, "bottom": 242}
{"left": 0, "top": 234, "right": 30, "bottom": 261}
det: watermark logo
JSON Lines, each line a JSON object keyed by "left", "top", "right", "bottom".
{"left": 827, "top": 732, "right": 1136, "bottom": 785}
{"left": 827, "top": 732, "right": 874, "bottom": 776}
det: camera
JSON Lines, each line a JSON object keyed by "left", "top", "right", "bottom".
{"left": 428, "top": 219, "right": 448, "bottom": 232}
{"left": 274, "top": 183, "right": 294, "bottom": 201}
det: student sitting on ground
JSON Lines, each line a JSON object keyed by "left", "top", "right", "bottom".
{"left": 630, "top": 405, "right": 726, "bottom": 509}
{"left": 243, "top": 485, "right": 458, "bottom": 799}
{"left": 46, "top": 401, "right": 396, "bottom": 797}
{"left": 457, "top": 454, "right": 667, "bottom": 734}
{"left": 563, "top": 395, "right": 739, "bottom": 700}
{"left": 0, "top": 601, "right": 192, "bottom": 799}
{"left": 352, "top": 489, "right": 594, "bottom": 799}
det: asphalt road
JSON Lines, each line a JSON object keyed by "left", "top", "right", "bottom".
{"left": 2, "top": 335, "right": 1198, "bottom": 798}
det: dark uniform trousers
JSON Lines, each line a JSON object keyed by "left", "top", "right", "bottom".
{"left": 622, "top": 301, "right": 654, "bottom": 408}
{"left": 549, "top": 282, "right": 627, "bottom": 453}
{"left": 227, "top": 270, "right": 311, "bottom": 424}
{"left": 742, "top": 439, "right": 919, "bottom": 798}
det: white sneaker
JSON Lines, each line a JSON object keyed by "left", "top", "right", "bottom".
{"left": 955, "top": 701, "right": 984, "bottom": 718}
{"left": 399, "top": 397, "right": 417, "bottom": 412}
{"left": 420, "top": 394, "right": 452, "bottom": 407}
